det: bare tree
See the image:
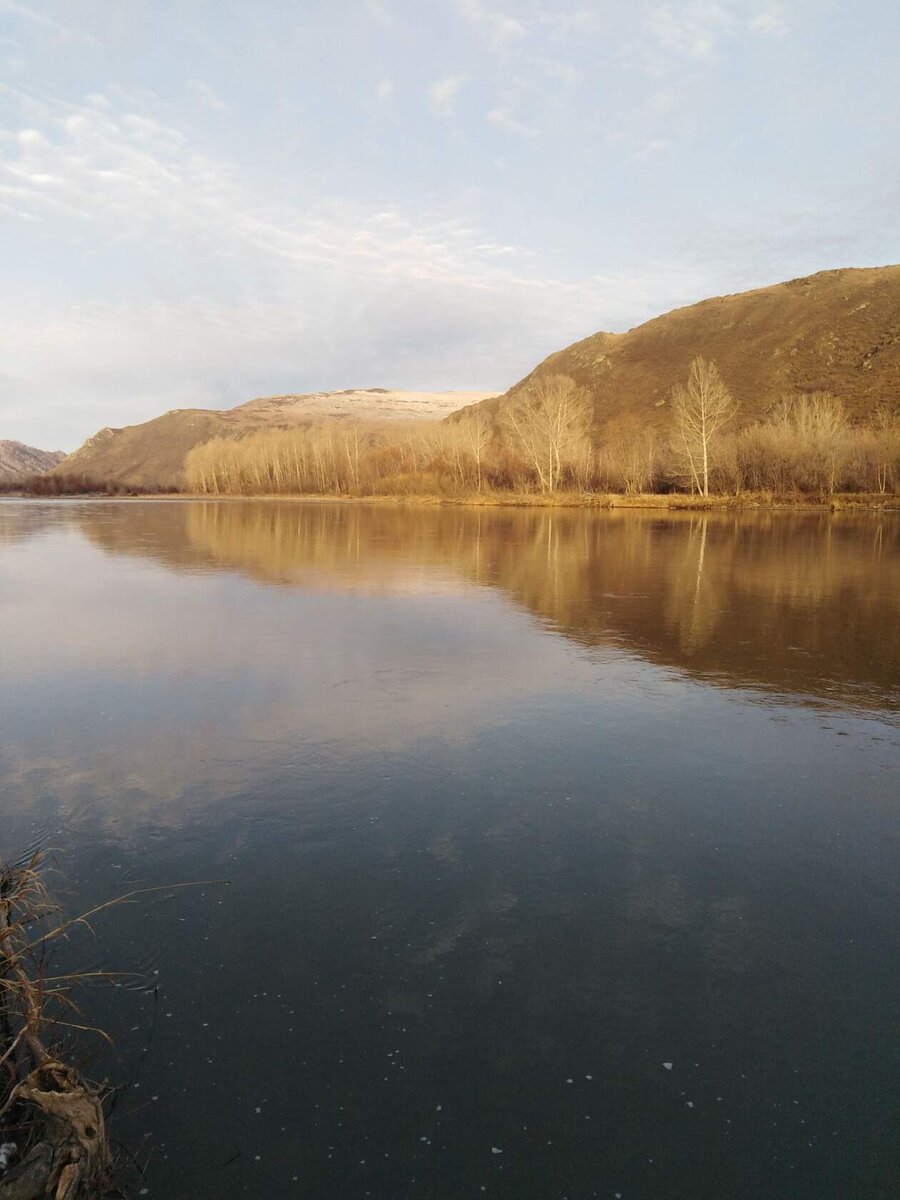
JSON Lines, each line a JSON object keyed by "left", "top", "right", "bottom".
{"left": 503, "top": 374, "right": 592, "bottom": 492}
{"left": 604, "top": 416, "right": 659, "bottom": 495}
{"left": 671, "top": 357, "right": 738, "bottom": 496}
{"left": 789, "top": 392, "right": 847, "bottom": 494}
{"left": 463, "top": 411, "right": 492, "bottom": 492}
{"left": 869, "top": 405, "right": 900, "bottom": 494}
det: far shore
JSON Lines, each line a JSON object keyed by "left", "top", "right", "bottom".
{"left": 3, "top": 489, "right": 899, "bottom": 511}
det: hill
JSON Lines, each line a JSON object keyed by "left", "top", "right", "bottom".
{"left": 456, "top": 266, "right": 900, "bottom": 432}
{"left": 54, "top": 389, "right": 497, "bottom": 490}
{"left": 0, "top": 440, "right": 65, "bottom": 483}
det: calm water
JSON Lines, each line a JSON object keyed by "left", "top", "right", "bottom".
{"left": 0, "top": 499, "right": 898, "bottom": 1199}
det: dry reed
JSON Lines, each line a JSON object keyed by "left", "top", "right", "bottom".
{"left": 0, "top": 856, "right": 116, "bottom": 1199}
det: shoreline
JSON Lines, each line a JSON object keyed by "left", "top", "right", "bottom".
{"left": 2, "top": 490, "right": 899, "bottom": 511}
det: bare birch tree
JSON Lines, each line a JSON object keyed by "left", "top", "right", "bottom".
{"left": 671, "top": 358, "right": 738, "bottom": 496}
{"left": 503, "top": 374, "right": 592, "bottom": 492}
{"left": 462, "top": 412, "right": 492, "bottom": 492}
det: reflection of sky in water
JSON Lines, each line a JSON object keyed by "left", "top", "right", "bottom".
{"left": 1, "top": 501, "right": 898, "bottom": 1200}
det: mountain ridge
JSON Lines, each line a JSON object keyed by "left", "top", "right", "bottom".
{"left": 0, "top": 440, "right": 65, "bottom": 483}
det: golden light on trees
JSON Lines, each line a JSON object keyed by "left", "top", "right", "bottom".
{"left": 502, "top": 374, "right": 592, "bottom": 493}
{"left": 671, "top": 357, "right": 738, "bottom": 497}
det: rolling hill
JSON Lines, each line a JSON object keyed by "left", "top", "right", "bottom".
{"left": 456, "top": 266, "right": 900, "bottom": 432}
{"left": 54, "top": 389, "right": 497, "bottom": 490}
{"left": 0, "top": 440, "right": 65, "bottom": 483}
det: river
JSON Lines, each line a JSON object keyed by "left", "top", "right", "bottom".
{"left": 0, "top": 500, "right": 897, "bottom": 1199}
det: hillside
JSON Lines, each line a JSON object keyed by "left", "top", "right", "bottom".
{"left": 0, "top": 440, "right": 65, "bottom": 483}
{"left": 54, "top": 389, "right": 497, "bottom": 490}
{"left": 457, "top": 266, "right": 900, "bottom": 432}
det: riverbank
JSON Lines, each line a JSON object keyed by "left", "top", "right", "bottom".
{"left": 3, "top": 489, "right": 899, "bottom": 510}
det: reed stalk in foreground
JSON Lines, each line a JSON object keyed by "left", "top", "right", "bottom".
{"left": 0, "top": 856, "right": 114, "bottom": 1199}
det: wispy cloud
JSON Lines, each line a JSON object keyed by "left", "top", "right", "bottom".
{"left": 609, "top": 127, "right": 674, "bottom": 164}
{"left": 487, "top": 105, "right": 537, "bottom": 137}
{"left": 0, "top": 0, "right": 100, "bottom": 46}
{"left": 749, "top": 8, "right": 789, "bottom": 36}
{"left": 456, "top": 0, "right": 526, "bottom": 48}
{"left": 644, "top": 3, "right": 733, "bottom": 60}
{"left": 365, "top": 0, "right": 394, "bottom": 27}
{"left": 429, "top": 75, "right": 466, "bottom": 119}
{"left": 375, "top": 78, "right": 394, "bottom": 101}
{"left": 646, "top": 90, "right": 677, "bottom": 115}
{"left": 536, "top": 7, "right": 604, "bottom": 36}
{"left": 1, "top": 86, "right": 557, "bottom": 288}
{"left": 628, "top": 137, "right": 672, "bottom": 163}
{"left": 0, "top": 84, "right": 702, "bottom": 447}
{"left": 185, "top": 79, "right": 230, "bottom": 114}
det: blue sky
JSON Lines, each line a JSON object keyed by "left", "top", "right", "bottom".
{"left": 1, "top": 0, "right": 898, "bottom": 449}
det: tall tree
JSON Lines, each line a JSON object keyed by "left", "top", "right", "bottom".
{"left": 503, "top": 375, "right": 591, "bottom": 493}
{"left": 671, "top": 358, "right": 738, "bottom": 496}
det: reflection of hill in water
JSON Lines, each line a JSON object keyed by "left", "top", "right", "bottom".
{"left": 35, "top": 500, "right": 900, "bottom": 709}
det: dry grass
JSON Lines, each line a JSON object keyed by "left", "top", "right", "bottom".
{"left": 0, "top": 860, "right": 227, "bottom": 1198}
{"left": 0, "top": 854, "right": 115, "bottom": 1197}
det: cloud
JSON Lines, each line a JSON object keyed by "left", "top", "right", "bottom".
{"left": 646, "top": 90, "right": 677, "bottom": 115}
{"left": 375, "top": 78, "right": 394, "bottom": 101}
{"left": 487, "top": 105, "right": 537, "bottom": 137}
{"left": 185, "top": 79, "right": 231, "bottom": 114}
{"left": 456, "top": 0, "right": 526, "bottom": 48}
{"left": 0, "top": 84, "right": 709, "bottom": 447}
{"left": 539, "top": 58, "right": 582, "bottom": 87}
{"left": 644, "top": 3, "right": 733, "bottom": 60}
{"left": 536, "top": 7, "right": 604, "bottom": 36}
{"left": 0, "top": 0, "right": 99, "bottom": 46}
{"left": 365, "top": 0, "right": 394, "bottom": 26}
{"left": 749, "top": 9, "right": 788, "bottom": 36}
{"left": 627, "top": 137, "right": 672, "bottom": 163}
{"left": 429, "top": 75, "right": 466, "bottom": 119}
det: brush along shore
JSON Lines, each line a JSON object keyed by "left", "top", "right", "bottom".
{"left": 3, "top": 488, "right": 898, "bottom": 510}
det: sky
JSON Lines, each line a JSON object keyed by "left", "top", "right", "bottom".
{"left": 1, "top": 1, "right": 898, "bottom": 450}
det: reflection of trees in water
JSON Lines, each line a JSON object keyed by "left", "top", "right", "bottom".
{"left": 35, "top": 499, "right": 900, "bottom": 708}
{"left": 0, "top": 503, "right": 65, "bottom": 546}
{"left": 663, "top": 517, "right": 715, "bottom": 654}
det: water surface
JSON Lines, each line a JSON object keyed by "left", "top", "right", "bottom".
{"left": 0, "top": 500, "right": 897, "bottom": 1199}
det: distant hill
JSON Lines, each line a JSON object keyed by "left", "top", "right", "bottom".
{"left": 54, "top": 389, "right": 497, "bottom": 490}
{"left": 456, "top": 266, "right": 900, "bottom": 432}
{"left": 0, "top": 440, "right": 65, "bottom": 483}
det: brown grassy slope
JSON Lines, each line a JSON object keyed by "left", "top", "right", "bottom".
{"left": 51, "top": 410, "right": 231, "bottom": 491}
{"left": 54, "top": 390, "right": 497, "bottom": 490}
{"left": 455, "top": 266, "right": 900, "bottom": 431}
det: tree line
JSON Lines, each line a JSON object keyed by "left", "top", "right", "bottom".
{"left": 183, "top": 359, "right": 899, "bottom": 498}
{"left": 0, "top": 473, "right": 167, "bottom": 496}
